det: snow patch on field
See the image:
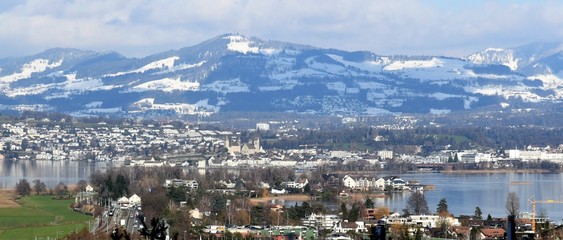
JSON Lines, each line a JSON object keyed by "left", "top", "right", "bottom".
{"left": 4, "top": 85, "right": 50, "bottom": 97}
{"left": 106, "top": 56, "right": 179, "bottom": 77}
{"left": 307, "top": 57, "right": 348, "bottom": 75}
{"left": 201, "top": 78, "right": 249, "bottom": 93}
{"left": 260, "top": 48, "right": 282, "bottom": 55}
{"left": 132, "top": 98, "right": 218, "bottom": 116}
{"left": 154, "top": 61, "right": 206, "bottom": 74}
{"left": 64, "top": 73, "right": 77, "bottom": 81}
{"left": 130, "top": 78, "right": 200, "bottom": 92}
{"left": 64, "top": 78, "right": 104, "bottom": 90}
{"left": 430, "top": 108, "right": 451, "bottom": 114}
{"left": 327, "top": 54, "right": 386, "bottom": 73}
{"left": 83, "top": 107, "right": 122, "bottom": 113}
{"left": 528, "top": 73, "right": 562, "bottom": 88}
{"left": 84, "top": 101, "right": 103, "bottom": 108}
{"left": 431, "top": 92, "right": 460, "bottom": 100}
{"left": 0, "top": 59, "right": 62, "bottom": 83}
{"left": 383, "top": 58, "right": 444, "bottom": 71}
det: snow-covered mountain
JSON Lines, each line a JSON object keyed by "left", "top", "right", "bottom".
{"left": 0, "top": 34, "right": 561, "bottom": 117}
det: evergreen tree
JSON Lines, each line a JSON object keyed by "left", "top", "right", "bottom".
{"left": 474, "top": 207, "right": 483, "bottom": 219}
{"left": 340, "top": 202, "right": 348, "bottom": 220}
{"left": 349, "top": 203, "right": 360, "bottom": 221}
{"left": 436, "top": 198, "right": 449, "bottom": 216}
{"left": 364, "top": 197, "right": 375, "bottom": 209}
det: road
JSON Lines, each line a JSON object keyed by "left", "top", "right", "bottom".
{"left": 93, "top": 205, "right": 144, "bottom": 236}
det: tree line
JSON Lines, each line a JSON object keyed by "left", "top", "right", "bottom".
{"left": 14, "top": 178, "right": 82, "bottom": 198}
{"left": 260, "top": 126, "right": 563, "bottom": 154}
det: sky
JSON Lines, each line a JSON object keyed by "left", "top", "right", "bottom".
{"left": 1, "top": 0, "right": 563, "bottom": 58}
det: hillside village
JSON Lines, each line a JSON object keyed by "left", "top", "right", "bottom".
{"left": 69, "top": 169, "right": 560, "bottom": 240}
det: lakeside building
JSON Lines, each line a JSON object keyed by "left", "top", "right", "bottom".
{"left": 508, "top": 149, "right": 563, "bottom": 163}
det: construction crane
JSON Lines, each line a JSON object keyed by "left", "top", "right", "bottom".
{"left": 528, "top": 196, "right": 563, "bottom": 232}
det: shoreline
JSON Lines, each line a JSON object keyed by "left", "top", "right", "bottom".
{"left": 249, "top": 193, "right": 387, "bottom": 205}
{"left": 442, "top": 169, "right": 553, "bottom": 174}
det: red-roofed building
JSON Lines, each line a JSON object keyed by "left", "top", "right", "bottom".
{"left": 479, "top": 227, "right": 505, "bottom": 239}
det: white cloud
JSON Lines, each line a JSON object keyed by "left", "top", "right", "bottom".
{"left": 0, "top": 0, "right": 562, "bottom": 58}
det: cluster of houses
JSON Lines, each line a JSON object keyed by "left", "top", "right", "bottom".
{"left": 117, "top": 194, "right": 142, "bottom": 209}
{"left": 0, "top": 121, "right": 228, "bottom": 162}
{"left": 201, "top": 208, "right": 545, "bottom": 239}
{"left": 3, "top": 119, "right": 562, "bottom": 172}
{"left": 406, "top": 147, "right": 563, "bottom": 165}
{"left": 163, "top": 178, "right": 199, "bottom": 190}
{"left": 342, "top": 175, "right": 409, "bottom": 191}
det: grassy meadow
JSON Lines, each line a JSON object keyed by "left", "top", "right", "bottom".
{"left": 0, "top": 195, "right": 92, "bottom": 240}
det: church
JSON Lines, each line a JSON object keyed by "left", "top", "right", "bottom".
{"left": 225, "top": 136, "right": 263, "bottom": 155}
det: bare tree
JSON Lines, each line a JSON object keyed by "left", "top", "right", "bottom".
{"left": 32, "top": 179, "right": 47, "bottom": 195}
{"left": 54, "top": 182, "right": 69, "bottom": 198}
{"left": 505, "top": 192, "right": 520, "bottom": 216}
{"left": 76, "top": 180, "right": 88, "bottom": 192}
{"left": 405, "top": 191, "right": 430, "bottom": 215}
{"left": 16, "top": 179, "right": 32, "bottom": 196}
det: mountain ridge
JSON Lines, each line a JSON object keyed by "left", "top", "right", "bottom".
{"left": 0, "top": 33, "right": 561, "bottom": 117}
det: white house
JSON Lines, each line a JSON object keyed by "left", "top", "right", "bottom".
{"left": 129, "top": 194, "right": 142, "bottom": 206}
{"left": 303, "top": 213, "right": 341, "bottom": 229}
{"left": 377, "top": 150, "right": 393, "bottom": 160}
{"left": 283, "top": 179, "right": 309, "bottom": 189}
{"left": 342, "top": 175, "right": 357, "bottom": 189}
{"left": 385, "top": 214, "right": 460, "bottom": 228}
{"left": 374, "top": 178, "right": 386, "bottom": 190}
{"left": 271, "top": 189, "right": 287, "bottom": 195}
{"left": 117, "top": 196, "right": 130, "bottom": 209}
{"left": 332, "top": 220, "right": 366, "bottom": 233}
{"left": 186, "top": 180, "right": 199, "bottom": 190}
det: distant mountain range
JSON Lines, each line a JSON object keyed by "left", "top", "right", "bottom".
{"left": 0, "top": 33, "right": 561, "bottom": 117}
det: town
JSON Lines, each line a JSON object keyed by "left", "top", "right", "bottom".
{"left": 1, "top": 114, "right": 562, "bottom": 169}
{"left": 1, "top": 114, "right": 563, "bottom": 239}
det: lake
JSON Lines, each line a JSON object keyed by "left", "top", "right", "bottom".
{"left": 273, "top": 172, "right": 563, "bottom": 223}
{"left": 1, "top": 160, "right": 562, "bottom": 223}
{"left": 0, "top": 159, "right": 110, "bottom": 188}
{"left": 377, "top": 172, "right": 563, "bottom": 223}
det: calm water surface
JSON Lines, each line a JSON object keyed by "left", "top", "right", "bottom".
{"left": 379, "top": 173, "right": 563, "bottom": 223}
{"left": 276, "top": 172, "right": 563, "bottom": 223}
{"left": 1, "top": 160, "right": 562, "bottom": 222}
{"left": 0, "top": 159, "right": 110, "bottom": 188}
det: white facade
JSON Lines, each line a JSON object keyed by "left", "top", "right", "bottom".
{"left": 377, "top": 150, "right": 393, "bottom": 160}
{"left": 256, "top": 123, "right": 270, "bottom": 131}
{"left": 508, "top": 149, "right": 563, "bottom": 163}
{"left": 342, "top": 175, "right": 357, "bottom": 189}
{"left": 303, "top": 213, "right": 341, "bottom": 229}
{"left": 129, "top": 194, "right": 142, "bottom": 206}
{"left": 385, "top": 215, "right": 460, "bottom": 228}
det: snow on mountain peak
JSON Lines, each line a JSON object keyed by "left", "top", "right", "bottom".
{"left": 467, "top": 48, "right": 519, "bottom": 71}
{"left": 223, "top": 34, "right": 259, "bottom": 54}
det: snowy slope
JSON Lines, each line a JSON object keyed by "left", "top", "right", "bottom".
{"left": 0, "top": 35, "right": 560, "bottom": 117}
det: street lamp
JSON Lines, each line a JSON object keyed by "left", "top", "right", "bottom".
{"left": 184, "top": 230, "right": 187, "bottom": 240}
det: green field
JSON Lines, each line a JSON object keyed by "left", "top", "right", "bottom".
{"left": 0, "top": 196, "right": 92, "bottom": 240}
